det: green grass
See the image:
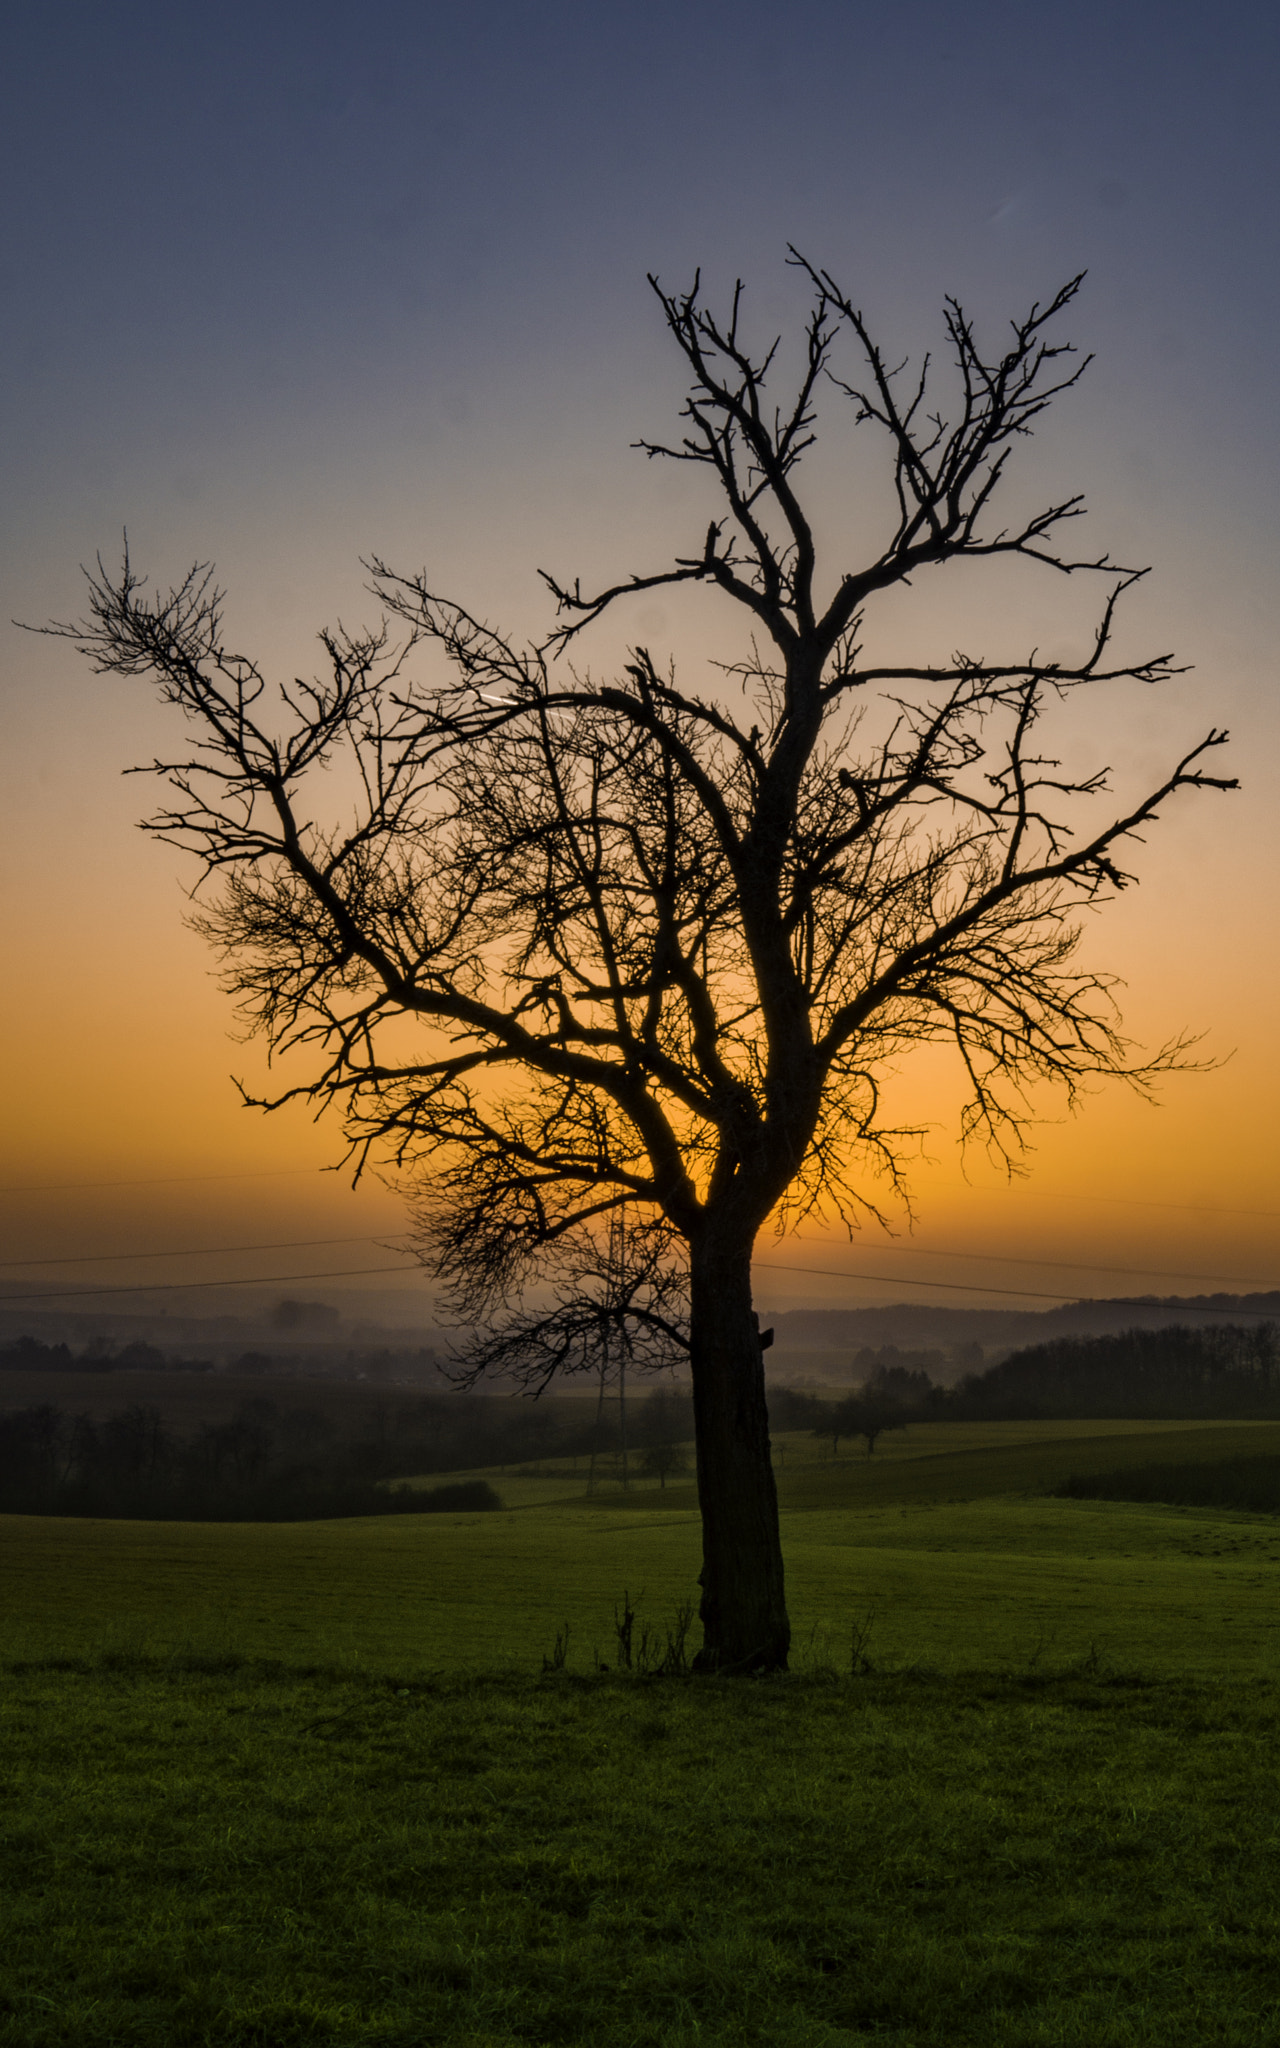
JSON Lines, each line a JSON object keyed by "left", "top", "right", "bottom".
{"left": 5, "top": 1416, "right": 1280, "bottom": 2043}
{"left": 7, "top": 1419, "right": 1280, "bottom": 1677}
{"left": 10, "top": 1491, "right": 1280, "bottom": 1678}
{"left": 774, "top": 1415, "right": 1280, "bottom": 1511}
{"left": 4, "top": 1658, "right": 1280, "bottom": 2045}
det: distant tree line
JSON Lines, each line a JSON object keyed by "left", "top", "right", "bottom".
{"left": 770, "top": 1366, "right": 941, "bottom": 1457}
{"left": 0, "top": 1394, "right": 509, "bottom": 1519}
{"left": 0, "top": 1336, "right": 215, "bottom": 1374}
{"left": 4, "top": 1325, "right": 1272, "bottom": 1511}
{"left": 0, "top": 1394, "right": 510, "bottom": 1520}
{"left": 778, "top": 1325, "right": 1280, "bottom": 1452}
{"left": 949, "top": 1323, "right": 1278, "bottom": 1421}
{"left": 0, "top": 1380, "right": 695, "bottom": 1520}
{"left": 0, "top": 1333, "right": 443, "bottom": 1382}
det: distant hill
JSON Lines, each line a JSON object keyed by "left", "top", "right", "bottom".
{"left": 763, "top": 1294, "right": 1280, "bottom": 1384}
{"left": 3, "top": 1289, "right": 1277, "bottom": 1391}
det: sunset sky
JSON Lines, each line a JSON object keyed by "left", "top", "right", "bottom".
{"left": 2, "top": 0, "right": 1277, "bottom": 1320}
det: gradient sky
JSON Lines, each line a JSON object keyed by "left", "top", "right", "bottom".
{"left": 2, "top": 0, "right": 1278, "bottom": 1318}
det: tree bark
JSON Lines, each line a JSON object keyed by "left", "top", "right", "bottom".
{"left": 688, "top": 1235, "right": 789, "bottom": 1672}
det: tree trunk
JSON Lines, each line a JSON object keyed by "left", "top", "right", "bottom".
{"left": 688, "top": 1236, "right": 790, "bottom": 1673}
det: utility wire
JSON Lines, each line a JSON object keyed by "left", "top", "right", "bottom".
{"left": 0, "top": 1262, "right": 423, "bottom": 1306}
{"left": 0, "top": 1167, "right": 325, "bottom": 1195}
{"left": 764, "top": 1244, "right": 1277, "bottom": 1290}
{"left": 0, "top": 1233, "right": 411, "bottom": 1270}
{"left": 2, "top": 1163, "right": 1277, "bottom": 1219}
{"left": 753, "top": 1259, "right": 1280, "bottom": 1319}
{"left": 0, "top": 1231, "right": 1272, "bottom": 1293}
{"left": 3, "top": 1253, "right": 1275, "bottom": 1319}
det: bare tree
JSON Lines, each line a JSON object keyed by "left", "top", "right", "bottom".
{"left": 636, "top": 1384, "right": 694, "bottom": 1490}
{"left": 814, "top": 1395, "right": 906, "bottom": 1458}
{"left": 41, "top": 251, "right": 1234, "bottom": 1671}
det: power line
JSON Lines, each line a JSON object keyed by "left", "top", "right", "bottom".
{"left": 800, "top": 1243, "right": 1280, "bottom": 1289}
{"left": 753, "top": 1259, "right": 1280, "bottom": 1319}
{"left": 0, "top": 1261, "right": 423, "bottom": 1306}
{"left": 0, "top": 1229, "right": 1271, "bottom": 1293}
{"left": 0, "top": 1166, "right": 326, "bottom": 1195}
{"left": 1, "top": 1161, "right": 1277, "bottom": 1219}
{"left": 0, "top": 1193, "right": 1275, "bottom": 1305}
{"left": 2, "top": 1248, "right": 1273, "bottom": 1319}
{"left": 0, "top": 1233, "right": 411, "bottom": 1271}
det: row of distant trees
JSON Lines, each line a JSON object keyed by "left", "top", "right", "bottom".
{"left": 0, "top": 1333, "right": 442, "bottom": 1382}
{"left": 2, "top": 1324, "right": 1274, "bottom": 1514}
{"left": 787, "top": 1324, "right": 1280, "bottom": 1453}
{"left": 0, "top": 1336, "right": 215, "bottom": 1375}
{"left": 0, "top": 1394, "right": 508, "bottom": 1519}
{"left": 0, "top": 1383, "right": 692, "bottom": 1520}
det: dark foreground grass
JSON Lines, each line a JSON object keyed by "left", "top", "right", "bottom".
{"left": 4, "top": 1654, "right": 1280, "bottom": 2046}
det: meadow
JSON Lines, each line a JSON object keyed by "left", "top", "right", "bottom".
{"left": 4, "top": 1416, "right": 1280, "bottom": 2043}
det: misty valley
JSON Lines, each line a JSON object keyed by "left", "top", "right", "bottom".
{"left": 3, "top": 1312, "right": 1279, "bottom": 1521}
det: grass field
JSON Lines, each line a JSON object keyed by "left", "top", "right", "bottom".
{"left": 4, "top": 1416, "right": 1280, "bottom": 2043}
{"left": 8, "top": 1417, "right": 1280, "bottom": 1676}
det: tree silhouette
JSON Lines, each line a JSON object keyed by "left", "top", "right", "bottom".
{"left": 636, "top": 1385, "right": 693, "bottom": 1489}
{"left": 814, "top": 1393, "right": 905, "bottom": 1458}
{"left": 45, "top": 252, "right": 1234, "bottom": 1671}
